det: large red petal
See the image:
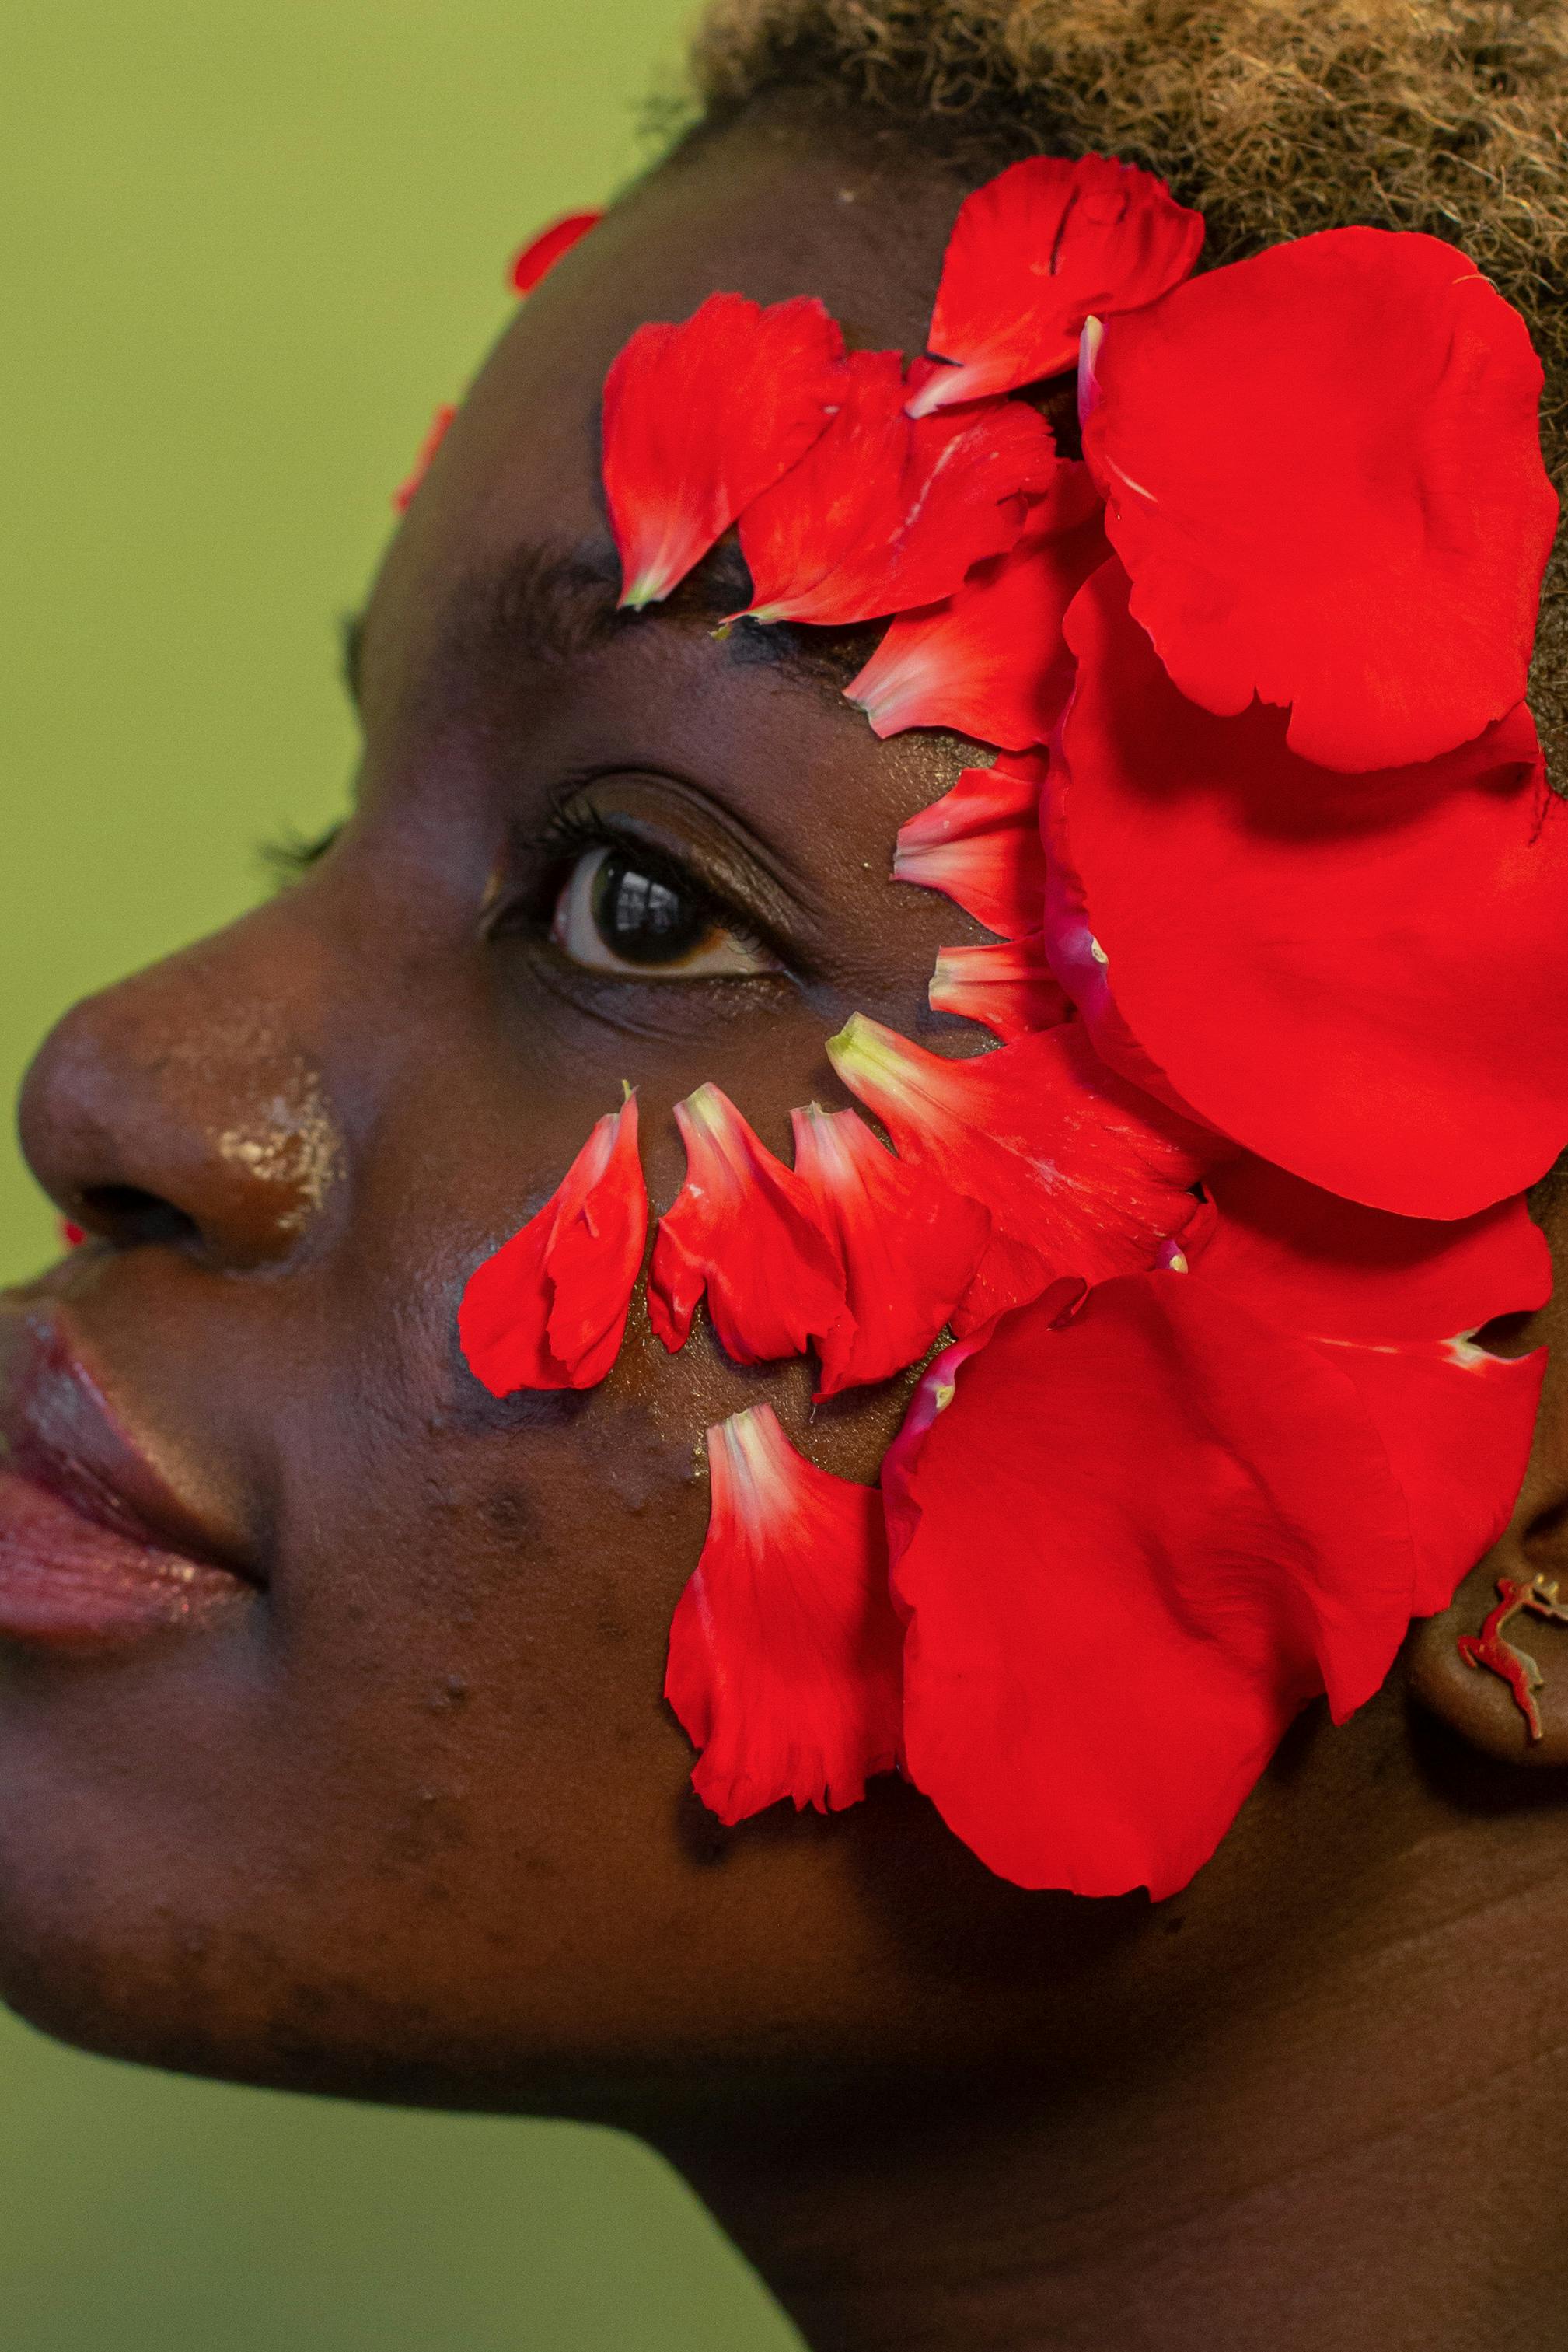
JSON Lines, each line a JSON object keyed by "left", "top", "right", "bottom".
{"left": 735, "top": 353, "right": 1057, "bottom": 627}
{"left": 928, "top": 935, "right": 1071, "bottom": 1041}
{"left": 648, "top": 1085, "right": 843, "bottom": 1364}
{"left": 1196, "top": 1160, "right": 1549, "bottom": 1616}
{"left": 1056, "top": 557, "right": 1568, "bottom": 1218}
{"left": 910, "top": 155, "right": 1204, "bottom": 414}
{"left": 459, "top": 1095, "right": 648, "bottom": 1393}
{"left": 1082, "top": 229, "right": 1557, "bottom": 772}
{"left": 790, "top": 1106, "right": 990, "bottom": 1397}
{"left": 847, "top": 463, "right": 1107, "bottom": 749}
{"left": 509, "top": 210, "right": 600, "bottom": 294}
{"left": 826, "top": 1015, "right": 1218, "bottom": 1332}
{"left": 893, "top": 756, "right": 1047, "bottom": 938}
{"left": 883, "top": 1272, "right": 1415, "bottom": 1897}
{"left": 665, "top": 1405, "right": 903, "bottom": 1821}
{"left": 602, "top": 293, "right": 846, "bottom": 609}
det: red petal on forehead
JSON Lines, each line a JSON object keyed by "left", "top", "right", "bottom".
{"left": 928, "top": 935, "right": 1071, "bottom": 1041}
{"left": 1082, "top": 229, "right": 1557, "bottom": 771}
{"left": 847, "top": 463, "right": 1107, "bottom": 749}
{"left": 827, "top": 1015, "right": 1219, "bottom": 1333}
{"left": 648, "top": 1085, "right": 844, "bottom": 1364}
{"left": 790, "top": 1106, "right": 990, "bottom": 1398}
{"left": 509, "top": 210, "right": 601, "bottom": 294}
{"left": 459, "top": 1094, "right": 648, "bottom": 1393}
{"left": 883, "top": 1272, "right": 1415, "bottom": 1897}
{"left": 734, "top": 351, "right": 1057, "bottom": 627}
{"left": 909, "top": 154, "right": 1203, "bottom": 417}
{"left": 665, "top": 1405, "right": 903, "bottom": 1823}
{"left": 1056, "top": 557, "right": 1568, "bottom": 1218}
{"left": 602, "top": 293, "right": 847, "bottom": 610}
{"left": 893, "top": 757, "right": 1047, "bottom": 940}
{"left": 392, "top": 403, "right": 458, "bottom": 513}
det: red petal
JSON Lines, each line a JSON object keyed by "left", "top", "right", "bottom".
{"left": 790, "top": 1106, "right": 990, "bottom": 1397}
{"left": 928, "top": 935, "right": 1071, "bottom": 1040}
{"left": 1056, "top": 555, "right": 1568, "bottom": 1217}
{"left": 1196, "top": 1160, "right": 1549, "bottom": 1616}
{"left": 648, "top": 1085, "right": 843, "bottom": 1363}
{"left": 847, "top": 463, "right": 1107, "bottom": 748}
{"left": 735, "top": 352, "right": 1057, "bottom": 627}
{"left": 393, "top": 403, "right": 458, "bottom": 513}
{"left": 826, "top": 1015, "right": 1218, "bottom": 1333}
{"left": 509, "top": 210, "right": 600, "bottom": 294}
{"left": 884, "top": 1272, "right": 1415, "bottom": 1896}
{"left": 909, "top": 155, "right": 1203, "bottom": 415}
{"left": 602, "top": 294, "right": 846, "bottom": 609}
{"left": 459, "top": 1095, "right": 648, "bottom": 1394}
{"left": 893, "top": 755, "right": 1047, "bottom": 938}
{"left": 665, "top": 1404, "right": 903, "bottom": 1821}
{"left": 60, "top": 1221, "right": 86, "bottom": 1250}
{"left": 1082, "top": 229, "right": 1558, "bottom": 771}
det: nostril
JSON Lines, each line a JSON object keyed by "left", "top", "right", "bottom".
{"left": 76, "top": 1185, "right": 203, "bottom": 1250}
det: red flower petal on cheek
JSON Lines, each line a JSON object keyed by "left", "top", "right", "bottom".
{"left": 734, "top": 352, "right": 1058, "bottom": 627}
{"left": 508, "top": 209, "right": 601, "bottom": 294}
{"left": 1196, "top": 1161, "right": 1549, "bottom": 1616}
{"left": 602, "top": 293, "right": 847, "bottom": 610}
{"left": 1057, "top": 557, "right": 1568, "bottom": 1218}
{"left": 883, "top": 1274, "right": 1415, "bottom": 1897}
{"left": 909, "top": 153, "right": 1204, "bottom": 414}
{"left": 393, "top": 403, "right": 459, "bottom": 513}
{"left": 826, "top": 1015, "right": 1219, "bottom": 1333}
{"left": 893, "top": 756, "right": 1047, "bottom": 939}
{"left": 928, "top": 935, "right": 1071, "bottom": 1041}
{"left": 665, "top": 1405, "right": 903, "bottom": 1822}
{"left": 648, "top": 1086, "right": 843, "bottom": 1365}
{"left": 459, "top": 1095, "right": 648, "bottom": 1394}
{"left": 846, "top": 471, "right": 1108, "bottom": 749}
{"left": 790, "top": 1106, "right": 990, "bottom": 1398}
{"left": 1083, "top": 229, "right": 1558, "bottom": 771}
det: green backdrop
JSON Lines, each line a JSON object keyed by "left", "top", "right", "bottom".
{"left": 0, "top": 5, "right": 799, "bottom": 2343}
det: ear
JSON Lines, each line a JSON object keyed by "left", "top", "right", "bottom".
{"left": 1408, "top": 1165, "right": 1568, "bottom": 1763}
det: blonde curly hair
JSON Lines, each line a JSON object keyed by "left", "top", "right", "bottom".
{"left": 687, "top": 0, "right": 1568, "bottom": 751}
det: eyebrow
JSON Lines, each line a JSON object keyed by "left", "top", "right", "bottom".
{"left": 343, "top": 535, "right": 878, "bottom": 715}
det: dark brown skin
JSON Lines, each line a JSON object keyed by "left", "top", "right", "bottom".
{"left": 6, "top": 92, "right": 1568, "bottom": 2352}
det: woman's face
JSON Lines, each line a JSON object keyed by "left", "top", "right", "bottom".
{"left": 0, "top": 102, "right": 1542, "bottom": 2119}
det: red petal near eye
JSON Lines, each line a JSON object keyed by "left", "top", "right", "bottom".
{"left": 909, "top": 154, "right": 1204, "bottom": 416}
{"left": 602, "top": 293, "right": 847, "bottom": 609}
{"left": 509, "top": 209, "right": 601, "bottom": 293}
{"left": 827, "top": 1015, "right": 1219, "bottom": 1333}
{"left": 1194, "top": 1160, "right": 1548, "bottom": 1616}
{"left": 1056, "top": 557, "right": 1568, "bottom": 1218}
{"left": 459, "top": 1094, "right": 648, "bottom": 1393}
{"left": 648, "top": 1085, "right": 844, "bottom": 1364}
{"left": 893, "top": 755, "right": 1048, "bottom": 938}
{"left": 1082, "top": 229, "right": 1557, "bottom": 771}
{"left": 60, "top": 1221, "right": 86, "bottom": 1250}
{"left": 883, "top": 1272, "right": 1414, "bottom": 1897}
{"left": 735, "top": 351, "right": 1058, "bottom": 627}
{"left": 928, "top": 935, "right": 1071, "bottom": 1041}
{"left": 665, "top": 1404, "right": 903, "bottom": 1821}
{"left": 846, "top": 467, "right": 1107, "bottom": 747}
{"left": 790, "top": 1106, "right": 990, "bottom": 1397}
{"left": 393, "top": 403, "right": 458, "bottom": 513}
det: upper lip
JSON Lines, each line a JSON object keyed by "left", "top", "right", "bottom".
{"left": 0, "top": 1303, "right": 260, "bottom": 1583}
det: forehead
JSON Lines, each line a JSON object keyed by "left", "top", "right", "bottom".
{"left": 371, "top": 108, "right": 969, "bottom": 641}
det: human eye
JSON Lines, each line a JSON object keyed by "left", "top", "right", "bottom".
{"left": 542, "top": 821, "right": 782, "bottom": 980}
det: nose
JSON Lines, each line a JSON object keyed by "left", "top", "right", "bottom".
{"left": 17, "top": 907, "right": 344, "bottom": 1270}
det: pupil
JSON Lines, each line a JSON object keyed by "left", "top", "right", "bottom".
{"left": 590, "top": 851, "right": 711, "bottom": 966}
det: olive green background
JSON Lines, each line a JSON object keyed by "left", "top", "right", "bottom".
{"left": 0, "top": 5, "right": 799, "bottom": 2344}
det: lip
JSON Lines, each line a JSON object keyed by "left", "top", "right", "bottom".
{"left": 0, "top": 1307, "right": 257, "bottom": 1652}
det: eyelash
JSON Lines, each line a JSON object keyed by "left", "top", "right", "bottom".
{"left": 527, "top": 803, "right": 774, "bottom": 961}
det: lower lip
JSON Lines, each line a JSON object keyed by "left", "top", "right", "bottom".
{"left": 0, "top": 1467, "right": 250, "bottom": 1651}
